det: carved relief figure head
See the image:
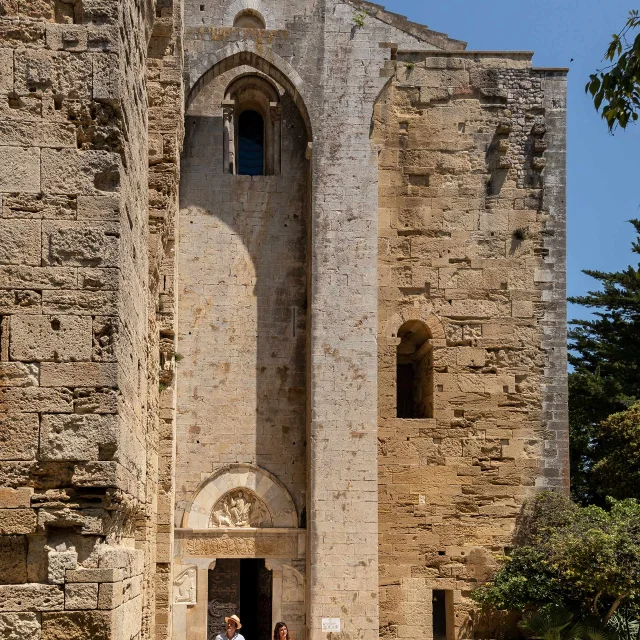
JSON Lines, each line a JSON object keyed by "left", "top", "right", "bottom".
{"left": 210, "top": 489, "right": 273, "bottom": 528}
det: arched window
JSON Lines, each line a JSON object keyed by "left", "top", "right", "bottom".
{"left": 233, "top": 9, "right": 266, "bottom": 29}
{"left": 238, "top": 110, "right": 265, "bottom": 176}
{"left": 396, "top": 320, "right": 433, "bottom": 419}
{"left": 223, "top": 75, "right": 282, "bottom": 176}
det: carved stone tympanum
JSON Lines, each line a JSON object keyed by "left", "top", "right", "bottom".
{"left": 210, "top": 489, "right": 272, "bottom": 528}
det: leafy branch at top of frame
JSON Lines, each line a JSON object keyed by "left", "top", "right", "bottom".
{"left": 586, "top": 10, "right": 640, "bottom": 131}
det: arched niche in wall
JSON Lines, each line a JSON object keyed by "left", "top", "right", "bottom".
{"left": 233, "top": 9, "right": 266, "bottom": 29}
{"left": 183, "top": 464, "right": 298, "bottom": 530}
{"left": 396, "top": 320, "right": 433, "bottom": 419}
{"left": 223, "top": 74, "right": 282, "bottom": 176}
{"left": 380, "top": 312, "right": 445, "bottom": 420}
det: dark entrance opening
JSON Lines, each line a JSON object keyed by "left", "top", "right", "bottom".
{"left": 396, "top": 363, "right": 414, "bottom": 418}
{"left": 432, "top": 589, "right": 447, "bottom": 640}
{"left": 208, "top": 559, "right": 273, "bottom": 640}
{"left": 396, "top": 320, "right": 433, "bottom": 419}
{"left": 238, "top": 110, "right": 265, "bottom": 176}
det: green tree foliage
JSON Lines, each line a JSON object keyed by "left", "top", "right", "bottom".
{"left": 568, "top": 220, "right": 640, "bottom": 504}
{"left": 592, "top": 402, "right": 640, "bottom": 501}
{"left": 587, "top": 11, "right": 640, "bottom": 130}
{"left": 472, "top": 493, "right": 640, "bottom": 624}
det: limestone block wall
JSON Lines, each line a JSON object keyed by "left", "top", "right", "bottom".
{"left": 178, "top": 3, "right": 470, "bottom": 640}
{"left": 374, "top": 52, "right": 568, "bottom": 640}
{"left": 0, "top": 1, "right": 182, "bottom": 638}
{"left": 176, "top": 66, "right": 309, "bottom": 521}
{"left": 147, "top": 0, "right": 185, "bottom": 636}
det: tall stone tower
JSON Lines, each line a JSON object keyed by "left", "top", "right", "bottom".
{"left": 0, "top": 2, "right": 568, "bottom": 640}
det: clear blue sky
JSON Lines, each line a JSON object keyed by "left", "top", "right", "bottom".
{"left": 383, "top": 0, "right": 640, "bottom": 322}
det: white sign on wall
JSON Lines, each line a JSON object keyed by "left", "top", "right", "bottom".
{"left": 321, "top": 619, "right": 341, "bottom": 633}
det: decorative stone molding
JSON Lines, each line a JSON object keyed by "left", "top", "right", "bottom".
{"left": 175, "top": 529, "right": 303, "bottom": 559}
{"left": 183, "top": 464, "right": 298, "bottom": 529}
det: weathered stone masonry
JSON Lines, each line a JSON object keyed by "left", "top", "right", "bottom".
{"left": 0, "top": 2, "right": 567, "bottom": 640}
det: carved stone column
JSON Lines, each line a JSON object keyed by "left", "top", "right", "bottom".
{"left": 270, "top": 102, "right": 282, "bottom": 176}
{"left": 265, "top": 559, "right": 284, "bottom": 625}
{"left": 222, "top": 99, "right": 236, "bottom": 174}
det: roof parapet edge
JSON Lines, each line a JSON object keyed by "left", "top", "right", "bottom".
{"left": 347, "top": 0, "right": 467, "bottom": 51}
{"left": 397, "top": 50, "right": 535, "bottom": 58}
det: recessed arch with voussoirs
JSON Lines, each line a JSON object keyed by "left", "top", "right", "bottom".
{"left": 186, "top": 41, "right": 313, "bottom": 143}
{"left": 182, "top": 464, "right": 299, "bottom": 529}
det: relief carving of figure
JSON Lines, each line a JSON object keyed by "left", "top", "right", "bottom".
{"left": 210, "top": 489, "right": 272, "bottom": 528}
{"left": 174, "top": 567, "right": 197, "bottom": 605}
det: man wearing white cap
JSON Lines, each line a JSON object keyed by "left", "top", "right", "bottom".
{"left": 216, "top": 615, "right": 245, "bottom": 640}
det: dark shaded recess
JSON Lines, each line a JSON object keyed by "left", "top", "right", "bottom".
{"left": 396, "top": 363, "right": 414, "bottom": 418}
{"left": 208, "top": 559, "right": 272, "bottom": 640}
{"left": 238, "top": 110, "right": 264, "bottom": 176}
{"left": 433, "top": 589, "right": 447, "bottom": 640}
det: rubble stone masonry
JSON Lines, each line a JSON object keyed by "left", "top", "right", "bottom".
{"left": 0, "top": 1, "right": 567, "bottom": 639}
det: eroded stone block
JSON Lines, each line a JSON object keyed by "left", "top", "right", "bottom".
{"left": 41, "top": 150, "right": 121, "bottom": 196}
{"left": 0, "top": 267, "right": 77, "bottom": 291}
{"left": 0, "top": 584, "right": 63, "bottom": 612}
{"left": 0, "top": 387, "right": 74, "bottom": 413}
{"left": 0, "top": 509, "right": 37, "bottom": 534}
{"left": 0, "top": 414, "right": 39, "bottom": 460}
{"left": 0, "top": 363, "right": 39, "bottom": 388}
{"left": 0, "top": 535, "right": 28, "bottom": 583}
{"left": 40, "top": 362, "right": 117, "bottom": 387}
{"left": 0, "top": 121, "right": 75, "bottom": 148}
{"left": 0, "top": 612, "right": 41, "bottom": 640}
{"left": 43, "top": 221, "right": 119, "bottom": 267}
{"left": 41, "top": 610, "right": 111, "bottom": 640}
{"left": 76, "top": 196, "right": 120, "bottom": 221}
{"left": 64, "top": 583, "right": 98, "bottom": 610}
{"left": 92, "top": 53, "right": 120, "bottom": 101}
{"left": 40, "top": 414, "right": 118, "bottom": 461}
{"left": 0, "top": 487, "right": 33, "bottom": 508}
{"left": 0, "top": 49, "right": 13, "bottom": 94}
{"left": 0, "top": 220, "right": 41, "bottom": 265}
{"left": 10, "top": 315, "right": 92, "bottom": 362}
{"left": 42, "top": 291, "right": 118, "bottom": 316}
{"left": 47, "top": 548, "right": 78, "bottom": 585}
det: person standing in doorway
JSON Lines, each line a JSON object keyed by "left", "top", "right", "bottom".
{"left": 216, "top": 615, "right": 245, "bottom": 640}
{"left": 273, "top": 621, "right": 290, "bottom": 640}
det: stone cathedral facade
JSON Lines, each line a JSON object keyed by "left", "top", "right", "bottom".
{"left": 0, "top": 1, "right": 568, "bottom": 640}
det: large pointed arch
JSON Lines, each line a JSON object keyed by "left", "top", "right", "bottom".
{"left": 186, "top": 42, "right": 313, "bottom": 142}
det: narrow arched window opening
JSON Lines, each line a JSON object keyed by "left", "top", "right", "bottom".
{"left": 233, "top": 9, "right": 266, "bottom": 29}
{"left": 237, "top": 110, "right": 265, "bottom": 176}
{"left": 397, "top": 320, "right": 433, "bottom": 419}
